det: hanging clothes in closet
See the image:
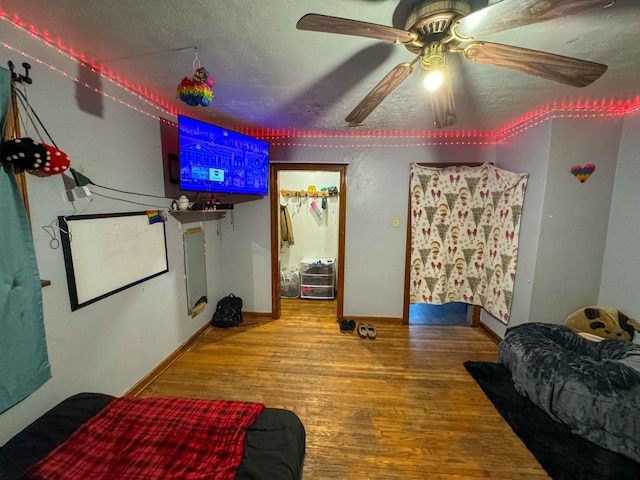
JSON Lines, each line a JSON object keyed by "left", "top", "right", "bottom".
{"left": 280, "top": 194, "right": 295, "bottom": 247}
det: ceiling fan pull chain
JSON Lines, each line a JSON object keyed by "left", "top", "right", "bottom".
{"left": 192, "top": 47, "right": 201, "bottom": 70}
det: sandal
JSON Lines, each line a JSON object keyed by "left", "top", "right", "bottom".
{"left": 366, "top": 324, "right": 377, "bottom": 340}
{"left": 357, "top": 323, "right": 367, "bottom": 338}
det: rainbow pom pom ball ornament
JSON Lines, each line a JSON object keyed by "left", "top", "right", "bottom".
{"left": 177, "top": 67, "right": 215, "bottom": 107}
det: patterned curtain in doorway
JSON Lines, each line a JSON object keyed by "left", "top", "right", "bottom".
{"left": 409, "top": 163, "right": 528, "bottom": 324}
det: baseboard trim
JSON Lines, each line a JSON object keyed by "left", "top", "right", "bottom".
{"left": 478, "top": 320, "right": 502, "bottom": 345}
{"left": 125, "top": 321, "right": 211, "bottom": 397}
{"left": 344, "top": 316, "right": 404, "bottom": 325}
{"left": 242, "top": 312, "right": 272, "bottom": 321}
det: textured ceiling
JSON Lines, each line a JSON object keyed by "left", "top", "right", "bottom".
{"left": 2, "top": 0, "right": 640, "bottom": 134}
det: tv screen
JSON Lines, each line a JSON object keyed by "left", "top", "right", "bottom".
{"left": 178, "top": 115, "right": 269, "bottom": 195}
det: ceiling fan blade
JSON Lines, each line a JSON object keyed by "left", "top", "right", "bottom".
{"left": 296, "top": 14, "right": 417, "bottom": 44}
{"left": 429, "top": 73, "right": 457, "bottom": 129}
{"left": 463, "top": 42, "right": 607, "bottom": 87}
{"left": 346, "top": 62, "right": 414, "bottom": 126}
{"left": 456, "top": 0, "right": 616, "bottom": 39}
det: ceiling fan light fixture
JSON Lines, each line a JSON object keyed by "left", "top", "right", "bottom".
{"left": 420, "top": 42, "right": 447, "bottom": 92}
{"left": 423, "top": 70, "right": 444, "bottom": 91}
{"left": 298, "top": 0, "right": 614, "bottom": 129}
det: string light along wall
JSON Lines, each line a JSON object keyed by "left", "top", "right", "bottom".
{"left": 1, "top": 11, "right": 177, "bottom": 121}
{"left": 2, "top": 12, "right": 639, "bottom": 148}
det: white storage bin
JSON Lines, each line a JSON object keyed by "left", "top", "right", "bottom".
{"left": 300, "top": 258, "right": 335, "bottom": 299}
{"left": 280, "top": 266, "right": 300, "bottom": 298}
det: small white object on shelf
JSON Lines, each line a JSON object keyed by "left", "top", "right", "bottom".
{"left": 177, "top": 195, "right": 189, "bottom": 210}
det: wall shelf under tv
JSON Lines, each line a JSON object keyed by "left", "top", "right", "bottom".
{"left": 169, "top": 209, "right": 231, "bottom": 223}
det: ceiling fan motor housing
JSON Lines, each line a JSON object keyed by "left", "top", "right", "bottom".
{"left": 404, "top": 0, "right": 471, "bottom": 54}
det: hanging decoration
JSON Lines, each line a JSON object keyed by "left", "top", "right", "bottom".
{"left": 571, "top": 164, "right": 596, "bottom": 183}
{"left": 2, "top": 137, "right": 70, "bottom": 175}
{"left": 0, "top": 62, "right": 71, "bottom": 176}
{"left": 177, "top": 47, "right": 215, "bottom": 107}
{"left": 409, "top": 163, "right": 528, "bottom": 324}
{"left": 2, "top": 137, "right": 48, "bottom": 170}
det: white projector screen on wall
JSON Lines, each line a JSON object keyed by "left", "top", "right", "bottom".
{"left": 59, "top": 211, "right": 168, "bottom": 311}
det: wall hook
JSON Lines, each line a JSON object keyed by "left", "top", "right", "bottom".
{"left": 8, "top": 61, "right": 33, "bottom": 84}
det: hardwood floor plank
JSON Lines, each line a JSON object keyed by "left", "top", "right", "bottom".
{"left": 138, "top": 300, "right": 548, "bottom": 479}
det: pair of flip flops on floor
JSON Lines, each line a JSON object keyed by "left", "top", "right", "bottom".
{"left": 338, "top": 319, "right": 376, "bottom": 339}
{"left": 357, "top": 323, "right": 376, "bottom": 339}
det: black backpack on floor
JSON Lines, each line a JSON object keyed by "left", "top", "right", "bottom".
{"left": 211, "top": 293, "right": 243, "bottom": 328}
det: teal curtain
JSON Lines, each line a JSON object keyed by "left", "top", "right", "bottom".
{"left": 0, "top": 67, "right": 51, "bottom": 413}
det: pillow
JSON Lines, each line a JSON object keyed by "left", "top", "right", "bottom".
{"left": 565, "top": 306, "right": 640, "bottom": 341}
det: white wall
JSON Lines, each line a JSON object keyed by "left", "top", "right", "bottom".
{"left": 483, "top": 117, "right": 623, "bottom": 336}
{"left": 484, "top": 121, "right": 552, "bottom": 337}
{"left": 600, "top": 110, "right": 640, "bottom": 322}
{"left": 0, "top": 25, "right": 220, "bottom": 444}
{"left": 214, "top": 199, "right": 273, "bottom": 314}
{"left": 529, "top": 117, "right": 622, "bottom": 323}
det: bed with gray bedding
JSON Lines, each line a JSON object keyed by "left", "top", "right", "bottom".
{"left": 499, "top": 322, "right": 640, "bottom": 463}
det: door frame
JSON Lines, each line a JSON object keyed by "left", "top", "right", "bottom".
{"left": 402, "top": 162, "right": 483, "bottom": 326}
{"left": 270, "top": 163, "right": 347, "bottom": 319}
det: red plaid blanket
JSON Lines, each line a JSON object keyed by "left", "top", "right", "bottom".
{"left": 25, "top": 397, "right": 265, "bottom": 480}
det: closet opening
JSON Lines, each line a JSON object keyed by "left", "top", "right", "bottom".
{"left": 270, "top": 164, "right": 347, "bottom": 320}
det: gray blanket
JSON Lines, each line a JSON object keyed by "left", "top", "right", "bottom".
{"left": 499, "top": 322, "right": 640, "bottom": 463}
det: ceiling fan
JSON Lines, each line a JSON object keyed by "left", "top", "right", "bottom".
{"left": 296, "top": 0, "right": 615, "bottom": 129}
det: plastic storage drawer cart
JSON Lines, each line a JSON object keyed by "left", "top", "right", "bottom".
{"left": 300, "top": 257, "right": 335, "bottom": 300}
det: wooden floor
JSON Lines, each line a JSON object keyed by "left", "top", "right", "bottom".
{"left": 138, "top": 299, "right": 548, "bottom": 479}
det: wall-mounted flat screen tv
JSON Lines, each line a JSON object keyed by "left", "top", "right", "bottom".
{"left": 178, "top": 115, "right": 269, "bottom": 195}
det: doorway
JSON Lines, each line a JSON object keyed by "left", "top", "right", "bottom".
{"left": 409, "top": 303, "right": 472, "bottom": 325}
{"left": 270, "top": 164, "right": 347, "bottom": 320}
{"left": 402, "top": 162, "right": 483, "bottom": 326}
